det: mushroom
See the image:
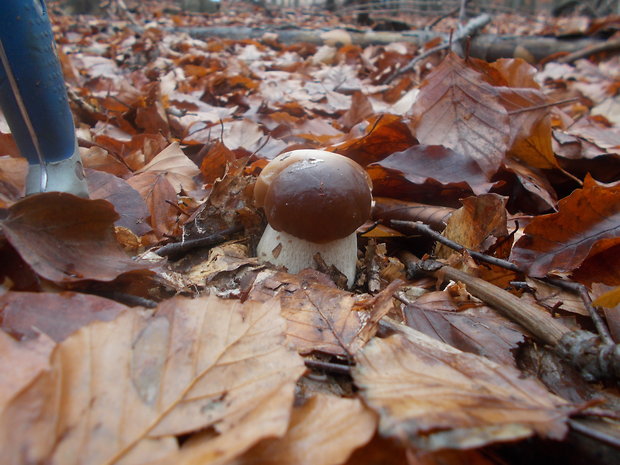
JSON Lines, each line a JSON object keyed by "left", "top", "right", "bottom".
{"left": 254, "top": 149, "right": 372, "bottom": 287}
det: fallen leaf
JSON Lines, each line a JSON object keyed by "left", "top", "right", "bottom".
{"left": 368, "top": 145, "right": 496, "bottom": 207}
{"left": 0, "top": 193, "right": 151, "bottom": 282}
{"left": 592, "top": 285, "right": 620, "bottom": 308}
{"left": 230, "top": 395, "right": 377, "bottom": 465}
{"left": 330, "top": 114, "right": 418, "bottom": 167}
{"left": 0, "top": 291, "right": 127, "bottom": 342}
{"left": 0, "top": 156, "right": 27, "bottom": 206}
{"left": 249, "top": 271, "right": 395, "bottom": 356}
{"left": 435, "top": 194, "right": 509, "bottom": 260}
{"left": 0, "top": 295, "right": 305, "bottom": 465}
{"left": 353, "top": 328, "right": 568, "bottom": 451}
{"left": 411, "top": 52, "right": 510, "bottom": 178}
{"left": 135, "top": 142, "right": 201, "bottom": 194}
{"left": 404, "top": 305, "right": 526, "bottom": 367}
{"left": 511, "top": 175, "right": 620, "bottom": 277}
{"left": 86, "top": 168, "right": 151, "bottom": 236}
{"left": 127, "top": 171, "right": 180, "bottom": 238}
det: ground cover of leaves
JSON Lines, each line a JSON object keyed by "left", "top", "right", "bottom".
{"left": 1, "top": 2, "right": 620, "bottom": 464}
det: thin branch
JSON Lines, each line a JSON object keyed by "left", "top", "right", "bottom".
{"left": 391, "top": 219, "right": 614, "bottom": 345}
{"left": 386, "top": 13, "right": 491, "bottom": 84}
{"left": 304, "top": 359, "right": 352, "bottom": 376}
{"left": 155, "top": 225, "right": 243, "bottom": 258}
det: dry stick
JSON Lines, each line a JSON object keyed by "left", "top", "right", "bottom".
{"left": 304, "top": 359, "right": 352, "bottom": 376}
{"left": 386, "top": 13, "right": 491, "bottom": 84}
{"left": 398, "top": 250, "right": 567, "bottom": 346}
{"left": 155, "top": 225, "right": 243, "bottom": 258}
{"left": 557, "top": 37, "right": 620, "bottom": 64}
{"left": 398, "top": 250, "right": 620, "bottom": 382}
{"left": 393, "top": 219, "right": 614, "bottom": 346}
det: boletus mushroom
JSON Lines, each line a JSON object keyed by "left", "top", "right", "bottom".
{"left": 254, "top": 149, "right": 372, "bottom": 287}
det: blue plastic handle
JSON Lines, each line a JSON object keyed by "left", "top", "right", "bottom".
{"left": 0, "top": 0, "right": 76, "bottom": 165}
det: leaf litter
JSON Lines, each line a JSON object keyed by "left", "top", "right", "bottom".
{"left": 1, "top": 3, "right": 620, "bottom": 465}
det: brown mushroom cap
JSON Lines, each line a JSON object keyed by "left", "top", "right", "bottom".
{"left": 254, "top": 150, "right": 372, "bottom": 244}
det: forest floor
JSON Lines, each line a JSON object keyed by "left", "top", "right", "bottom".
{"left": 0, "top": 2, "right": 620, "bottom": 465}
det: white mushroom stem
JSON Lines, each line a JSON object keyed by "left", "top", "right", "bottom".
{"left": 256, "top": 225, "right": 358, "bottom": 288}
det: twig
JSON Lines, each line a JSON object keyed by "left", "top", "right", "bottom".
{"left": 392, "top": 220, "right": 614, "bottom": 345}
{"left": 568, "top": 419, "right": 620, "bottom": 449}
{"left": 155, "top": 225, "right": 243, "bottom": 258}
{"left": 304, "top": 359, "right": 352, "bottom": 376}
{"left": 397, "top": 250, "right": 620, "bottom": 382}
{"left": 557, "top": 38, "right": 620, "bottom": 64}
{"left": 392, "top": 220, "right": 520, "bottom": 272}
{"left": 386, "top": 13, "right": 491, "bottom": 84}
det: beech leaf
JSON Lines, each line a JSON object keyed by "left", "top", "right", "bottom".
{"left": 0, "top": 295, "right": 305, "bottom": 465}
{"left": 0, "top": 192, "right": 151, "bottom": 282}
{"left": 231, "top": 395, "right": 377, "bottom": 465}
{"left": 412, "top": 52, "right": 510, "bottom": 178}
{"left": 353, "top": 329, "right": 568, "bottom": 451}
{"left": 135, "top": 142, "right": 200, "bottom": 194}
{"left": 511, "top": 175, "right": 620, "bottom": 277}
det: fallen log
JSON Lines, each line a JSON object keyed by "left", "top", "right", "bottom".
{"left": 171, "top": 25, "right": 609, "bottom": 63}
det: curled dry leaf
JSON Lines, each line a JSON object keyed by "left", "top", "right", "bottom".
{"left": 411, "top": 52, "right": 510, "bottom": 178}
{"left": 0, "top": 295, "right": 305, "bottom": 465}
{"left": 230, "top": 395, "right": 377, "bottom": 465}
{"left": 0, "top": 192, "right": 151, "bottom": 282}
{"left": 329, "top": 114, "right": 418, "bottom": 167}
{"left": 511, "top": 175, "right": 620, "bottom": 277}
{"left": 435, "top": 194, "right": 509, "bottom": 260}
{"left": 353, "top": 328, "right": 568, "bottom": 452}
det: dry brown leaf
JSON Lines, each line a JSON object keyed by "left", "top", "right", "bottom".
{"left": 435, "top": 194, "right": 509, "bottom": 260}
{"left": 230, "top": 395, "right": 377, "bottom": 465}
{"left": 0, "top": 330, "right": 55, "bottom": 410}
{"left": 249, "top": 271, "right": 395, "bottom": 356}
{"left": 0, "top": 296, "right": 305, "bottom": 465}
{"left": 404, "top": 305, "right": 526, "bottom": 368}
{"left": 0, "top": 155, "right": 27, "bottom": 206}
{"left": 135, "top": 142, "right": 200, "bottom": 194}
{"left": 511, "top": 175, "right": 620, "bottom": 277}
{"left": 0, "top": 291, "right": 128, "bottom": 342}
{"left": 411, "top": 52, "right": 510, "bottom": 178}
{"left": 127, "top": 171, "right": 180, "bottom": 238}
{"left": 86, "top": 168, "right": 152, "bottom": 236}
{"left": 353, "top": 328, "right": 568, "bottom": 452}
{"left": 0, "top": 192, "right": 151, "bottom": 282}
{"left": 0, "top": 331, "right": 57, "bottom": 464}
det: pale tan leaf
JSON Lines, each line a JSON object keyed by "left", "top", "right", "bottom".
{"left": 154, "top": 380, "right": 299, "bottom": 465}
{"left": 1, "top": 296, "right": 305, "bottom": 465}
{"left": 230, "top": 395, "right": 377, "bottom": 465}
{"left": 353, "top": 328, "right": 568, "bottom": 452}
{"left": 249, "top": 271, "right": 396, "bottom": 356}
{"left": 0, "top": 332, "right": 57, "bottom": 464}
{"left": 135, "top": 142, "right": 200, "bottom": 193}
